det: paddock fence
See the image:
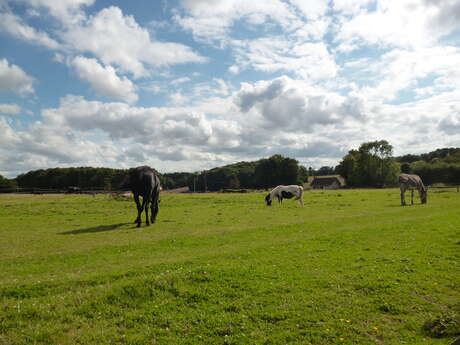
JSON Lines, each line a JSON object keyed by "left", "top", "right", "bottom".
{"left": 0, "top": 187, "right": 129, "bottom": 195}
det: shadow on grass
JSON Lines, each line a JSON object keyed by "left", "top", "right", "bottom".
{"left": 59, "top": 222, "right": 131, "bottom": 235}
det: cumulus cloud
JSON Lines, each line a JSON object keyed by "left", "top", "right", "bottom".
{"left": 14, "top": 0, "right": 95, "bottom": 26}
{"left": 0, "top": 104, "right": 21, "bottom": 115}
{"left": 41, "top": 95, "right": 214, "bottom": 147}
{"left": 0, "top": 59, "right": 34, "bottom": 95}
{"left": 353, "top": 46, "right": 460, "bottom": 102}
{"left": 334, "top": 0, "right": 460, "bottom": 52}
{"left": 234, "top": 76, "right": 364, "bottom": 132}
{"left": 438, "top": 107, "right": 460, "bottom": 135}
{"left": 0, "top": 12, "right": 60, "bottom": 49}
{"left": 232, "top": 38, "right": 338, "bottom": 81}
{"left": 61, "top": 6, "right": 207, "bottom": 78}
{"left": 289, "top": 0, "right": 328, "bottom": 20}
{"left": 70, "top": 56, "right": 138, "bottom": 104}
{"left": 175, "top": 0, "right": 297, "bottom": 42}
{"left": 332, "top": 0, "right": 374, "bottom": 15}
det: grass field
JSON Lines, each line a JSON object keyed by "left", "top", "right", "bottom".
{"left": 1, "top": 189, "right": 459, "bottom": 345}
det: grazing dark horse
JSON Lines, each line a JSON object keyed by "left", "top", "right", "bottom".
{"left": 130, "top": 166, "right": 161, "bottom": 227}
{"left": 399, "top": 173, "right": 427, "bottom": 206}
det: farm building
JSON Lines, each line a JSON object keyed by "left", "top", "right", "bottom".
{"left": 310, "top": 175, "right": 346, "bottom": 189}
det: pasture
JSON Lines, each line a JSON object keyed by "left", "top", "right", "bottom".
{"left": 0, "top": 189, "right": 459, "bottom": 345}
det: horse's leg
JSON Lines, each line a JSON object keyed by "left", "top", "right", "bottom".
{"left": 411, "top": 190, "right": 414, "bottom": 205}
{"left": 134, "top": 192, "right": 143, "bottom": 226}
{"left": 400, "top": 188, "right": 406, "bottom": 206}
{"left": 297, "top": 190, "right": 304, "bottom": 206}
{"left": 145, "top": 197, "right": 150, "bottom": 226}
{"left": 151, "top": 192, "right": 159, "bottom": 224}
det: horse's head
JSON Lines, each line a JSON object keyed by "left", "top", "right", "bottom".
{"left": 265, "top": 193, "right": 272, "bottom": 206}
{"left": 421, "top": 189, "right": 427, "bottom": 204}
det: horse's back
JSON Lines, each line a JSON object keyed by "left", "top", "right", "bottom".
{"left": 130, "top": 166, "right": 160, "bottom": 196}
{"left": 399, "top": 173, "right": 423, "bottom": 189}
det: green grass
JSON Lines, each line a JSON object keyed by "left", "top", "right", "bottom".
{"left": 0, "top": 189, "right": 459, "bottom": 345}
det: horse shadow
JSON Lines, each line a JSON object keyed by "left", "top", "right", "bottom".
{"left": 58, "top": 222, "right": 131, "bottom": 235}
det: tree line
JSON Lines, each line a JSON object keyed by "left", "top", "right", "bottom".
{"left": 1, "top": 144, "right": 459, "bottom": 192}
{"left": 396, "top": 148, "right": 460, "bottom": 185}
{"left": 0, "top": 155, "right": 308, "bottom": 192}
{"left": 335, "top": 142, "right": 460, "bottom": 187}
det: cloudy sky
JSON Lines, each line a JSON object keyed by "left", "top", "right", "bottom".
{"left": 1, "top": 0, "right": 460, "bottom": 177}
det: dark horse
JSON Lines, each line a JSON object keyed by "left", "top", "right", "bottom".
{"left": 129, "top": 166, "right": 161, "bottom": 227}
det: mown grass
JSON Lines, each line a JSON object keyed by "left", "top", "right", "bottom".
{"left": 0, "top": 189, "right": 459, "bottom": 345}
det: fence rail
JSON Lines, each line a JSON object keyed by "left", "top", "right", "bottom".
{"left": 0, "top": 187, "right": 129, "bottom": 194}
{"left": 427, "top": 185, "right": 459, "bottom": 192}
{"left": 1, "top": 185, "right": 459, "bottom": 194}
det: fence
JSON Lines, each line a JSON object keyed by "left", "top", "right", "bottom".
{"left": 427, "top": 185, "right": 459, "bottom": 192}
{"left": 0, "top": 187, "right": 126, "bottom": 194}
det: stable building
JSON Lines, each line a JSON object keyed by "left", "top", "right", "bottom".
{"left": 310, "top": 175, "right": 346, "bottom": 190}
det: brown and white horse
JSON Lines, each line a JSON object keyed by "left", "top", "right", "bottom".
{"left": 265, "top": 185, "right": 304, "bottom": 206}
{"left": 399, "top": 173, "right": 427, "bottom": 206}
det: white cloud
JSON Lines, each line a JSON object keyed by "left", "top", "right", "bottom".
{"left": 169, "top": 91, "right": 189, "bottom": 105}
{"left": 0, "top": 59, "right": 35, "bottom": 95}
{"left": 352, "top": 46, "right": 460, "bottom": 102}
{"left": 289, "top": 0, "right": 328, "bottom": 20}
{"left": 0, "top": 12, "right": 60, "bottom": 49}
{"left": 332, "top": 0, "right": 374, "bottom": 15}
{"left": 15, "top": 0, "right": 95, "bottom": 26}
{"left": 175, "top": 0, "right": 298, "bottom": 43}
{"left": 334, "top": 0, "right": 460, "bottom": 52}
{"left": 0, "top": 104, "right": 21, "bottom": 115}
{"left": 233, "top": 39, "right": 338, "bottom": 81}
{"left": 61, "top": 6, "right": 207, "bottom": 78}
{"left": 171, "top": 77, "right": 191, "bottom": 85}
{"left": 70, "top": 56, "right": 138, "bottom": 104}
{"left": 233, "top": 76, "right": 364, "bottom": 133}
{"left": 438, "top": 107, "right": 460, "bottom": 135}
{"left": 41, "top": 95, "right": 215, "bottom": 147}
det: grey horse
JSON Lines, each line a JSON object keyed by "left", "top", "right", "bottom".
{"left": 399, "top": 173, "right": 427, "bottom": 206}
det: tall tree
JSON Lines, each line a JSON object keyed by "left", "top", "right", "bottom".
{"left": 254, "top": 154, "right": 301, "bottom": 188}
{"left": 357, "top": 140, "right": 397, "bottom": 187}
{"left": 0, "top": 174, "right": 17, "bottom": 190}
{"left": 336, "top": 141, "right": 398, "bottom": 187}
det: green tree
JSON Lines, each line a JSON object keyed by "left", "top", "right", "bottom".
{"left": 336, "top": 141, "right": 398, "bottom": 187}
{"left": 0, "top": 174, "right": 17, "bottom": 190}
{"left": 254, "top": 154, "right": 300, "bottom": 188}
{"left": 357, "top": 140, "right": 396, "bottom": 187}
{"left": 298, "top": 166, "right": 308, "bottom": 185}
{"left": 335, "top": 149, "right": 361, "bottom": 186}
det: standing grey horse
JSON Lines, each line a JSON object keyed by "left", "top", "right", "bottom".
{"left": 130, "top": 166, "right": 161, "bottom": 227}
{"left": 398, "top": 173, "right": 427, "bottom": 206}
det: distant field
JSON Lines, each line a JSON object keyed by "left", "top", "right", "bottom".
{"left": 0, "top": 189, "right": 459, "bottom": 345}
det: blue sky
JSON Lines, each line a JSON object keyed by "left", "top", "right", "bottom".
{"left": 1, "top": 0, "right": 460, "bottom": 177}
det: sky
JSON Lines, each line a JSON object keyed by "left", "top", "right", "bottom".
{"left": 1, "top": 0, "right": 460, "bottom": 178}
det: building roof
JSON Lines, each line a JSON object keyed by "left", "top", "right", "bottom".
{"left": 310, "top": 175, "right": 346, "bottom": 186}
